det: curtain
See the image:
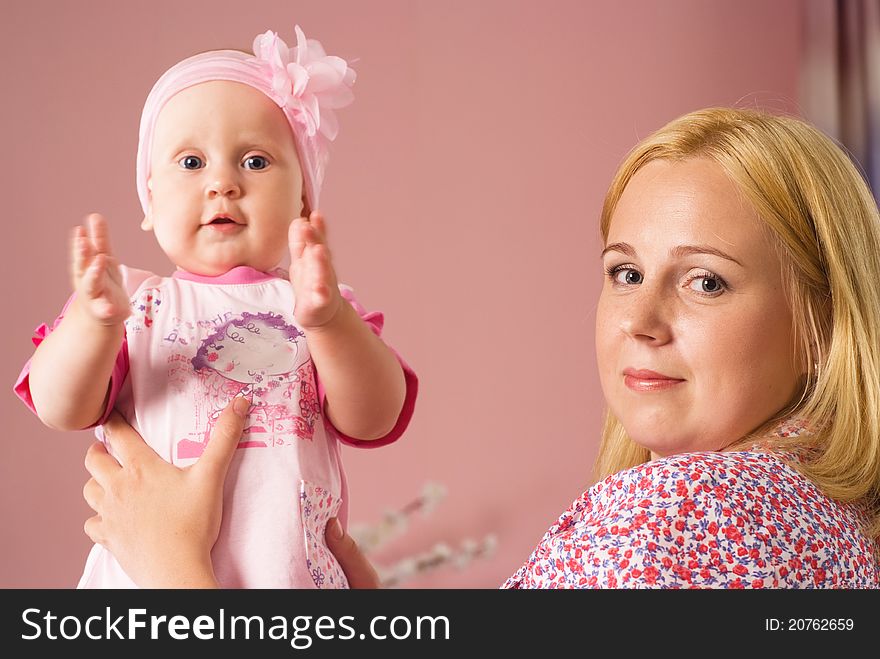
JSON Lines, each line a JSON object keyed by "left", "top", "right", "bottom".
{"left": 802, "top": 0, "right": 880, "bottom": 198}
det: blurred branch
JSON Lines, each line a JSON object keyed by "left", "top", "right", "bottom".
{"left": 348, "top": 481, "right": 498, "bottom": 587}
{"left": 377, "top": 534, "right": 498, "bottom": 589}
{"left": 349, "top": 481, "right": 447, "bottom": 554}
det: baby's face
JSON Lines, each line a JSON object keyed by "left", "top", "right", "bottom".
{"left": 143, "top": 80, "right": 304, "bottom": 275}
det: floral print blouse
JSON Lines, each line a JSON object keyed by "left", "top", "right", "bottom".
{"left": 503, "top": 424, "right": 878, "bottom": 589}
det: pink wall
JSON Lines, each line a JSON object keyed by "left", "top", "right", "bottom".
{"left": 1, "top": 0, "right": 802, "bottom": 588}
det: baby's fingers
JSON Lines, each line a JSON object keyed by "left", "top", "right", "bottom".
{"left": 80, "top": 253, "right": 108, "bottom": 298}
{"left": 301, "top": 242, "right": 338, "bottom": 301}
{"left": 103, "top": 254, "right": 125, "bottom": 288}
{"left": 71, "top": 225, "right": 95, "bottom": 286}
{"left": 88, "top": 213, "right": 114, "bottom": 256}
{"left": 309, "top": 211, "right": 329, "bottom": 245}
{"left": 288, "top": 217, "right": 311, "bottom": 261}
{"left": 305, "top": 243, "right": 334, "bottom": 281}
{"left": 87, "top": 213, "right": 113, "bottom": 254}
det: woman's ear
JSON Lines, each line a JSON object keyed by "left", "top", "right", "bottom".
{"left": 141, "top": 215, "right": 153, "bottom": 231}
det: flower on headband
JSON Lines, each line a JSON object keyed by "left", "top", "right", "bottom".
{"left": 252, "top": 26, "right": 356, "bottom": 141}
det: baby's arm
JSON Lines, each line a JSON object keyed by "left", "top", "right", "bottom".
{"left": 290, "top": 213, "right": 406, "bottom": 440}
{"left": 28, "top": 214, "right": 131, "bottom": 431}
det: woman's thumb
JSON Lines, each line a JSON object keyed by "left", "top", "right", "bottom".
{"left": 195, "top": 396, "right": 248, "bottom": 481}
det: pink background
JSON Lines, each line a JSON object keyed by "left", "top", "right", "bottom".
{"left": 2, "top": 0, "right": 802, "bottom": 588}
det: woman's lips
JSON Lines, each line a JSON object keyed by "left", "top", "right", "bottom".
{"left": 623, "top": 368, "right": 685, "bottom": 393}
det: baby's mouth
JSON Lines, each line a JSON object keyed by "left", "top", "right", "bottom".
{"left": 204, "top": 215, "right": 245, "bottom": 232}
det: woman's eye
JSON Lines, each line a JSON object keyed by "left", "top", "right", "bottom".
{"left": 606, "top": 266, "right": 642, "bottom": 285}
{"left": 687, "top": 273, "right": 726, "bottom": 295}
{"left": 243, "top": 155, "right": 269, "bottom": 170}
{"left": 178, "top": 155, "right": 203, "bottom": 170}
{"left": 620, "top": 269, "right": 642, "bottom": 285}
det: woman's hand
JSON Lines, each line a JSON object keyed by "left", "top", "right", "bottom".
{"left": 82, "top": 397, "right": 381, "bottom": 589}
{"left": 82, "top": 398, "right": 249, "bottom": 588}
{"left": 325, "top": 517, "right": 381, "bottom": 589}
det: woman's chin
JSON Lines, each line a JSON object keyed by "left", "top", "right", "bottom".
{"left": 627, "top": 426, "right": 731, "bottom": 458}
{"left": 621, "top": 415, "right": 697, "bottom": 457}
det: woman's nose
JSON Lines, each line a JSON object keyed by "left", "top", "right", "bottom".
{"left": 619, "top": 286, "right": 673, "bottom": 344}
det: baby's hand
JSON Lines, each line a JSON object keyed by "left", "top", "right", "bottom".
{"left": 289, "top": 211, "right": 343, "bottom": 330}
{"left": 71, "top": 213, "right": 131, "bottom": 326}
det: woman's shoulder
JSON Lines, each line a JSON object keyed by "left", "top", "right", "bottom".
{"left": 591, "top": 447, "right": 855, "bottom": 531}
{"left": 543, "top": 450, "right": 876, "bottom": 587}
{"left": 506, "top": 415, "right": 878, "bottom": 588}
{"left": 593, "top": 449, "right": 797, "bottom": 507}
{"left": 539, "top": 452, "right": 769, "bottom": 549}
{"left": 505, "top": 449, "right": 876, "bottom": 588}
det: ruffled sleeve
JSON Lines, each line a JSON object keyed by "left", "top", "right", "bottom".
{"left": 13, "top": 265, "right": 158, "bottom": 429}
{"left": 13, "top": 293, "right": 130, "bottom": 428}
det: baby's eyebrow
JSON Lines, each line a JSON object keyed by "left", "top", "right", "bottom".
{"left": 601, "top": 242, "right": 743, "bottom": 267}
{"left": 236, "top": 133, "right": 278, "bottom": 146}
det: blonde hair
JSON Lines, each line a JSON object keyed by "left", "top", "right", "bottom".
{"left": 593, "top": 107, "right": 880, "bottom": 538}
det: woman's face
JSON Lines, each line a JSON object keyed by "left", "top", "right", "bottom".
{"left": 596, "top": 158, "right": 801, "bottom": 457}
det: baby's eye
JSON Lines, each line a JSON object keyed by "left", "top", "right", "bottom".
{"left": 178, "top": 155, "right": 203, "bottom": 170}
{"left": 243, "top": 155, "right": 269, "bottom": 170}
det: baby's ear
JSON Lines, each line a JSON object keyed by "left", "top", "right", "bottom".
{"left": 142, "top": 180, "right": 154, "bottom": 230}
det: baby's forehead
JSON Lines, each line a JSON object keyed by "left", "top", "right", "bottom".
{"left": 159, "top": 80, "right": 278, "bottom": 118}
{"left": 153, "top": 80, "right": 296, "bottom": 145}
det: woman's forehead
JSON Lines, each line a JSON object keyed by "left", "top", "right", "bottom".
{"left": 607, "top": 159, "right": 769, "bottom": 259}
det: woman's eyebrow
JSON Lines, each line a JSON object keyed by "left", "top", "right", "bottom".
{"left": 601, "top": 242, "right": 635, "bottom": 258}
{"left": 601, "top": 242, "right": 743, "bottom": 267}
{"left": 670, "top": 244, "right": 743, "bottom": 267}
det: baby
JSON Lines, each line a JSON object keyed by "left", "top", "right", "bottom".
{"left": 14, "top": 25, "right": 418, "bottom": 588}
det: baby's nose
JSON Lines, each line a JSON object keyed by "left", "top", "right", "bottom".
{"left": 206, "top": 178, "right": 241, "bottom": 198}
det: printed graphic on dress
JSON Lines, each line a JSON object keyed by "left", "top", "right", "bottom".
{"left": 300, "top": 480, "right": 348, "bottom": 589}
{"left": 125, "top": 287, "right": 162, "bottom": 333}
{"left": 175, "top": 311, "right": 321, "bottom": 459}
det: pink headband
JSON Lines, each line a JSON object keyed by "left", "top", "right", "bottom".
{"left": 136, "top": 25, "right": 356, "bottom": 215}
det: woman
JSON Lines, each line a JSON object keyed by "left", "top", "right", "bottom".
{"left": 84, "top": 108, "right": 880, "bottom": 587}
